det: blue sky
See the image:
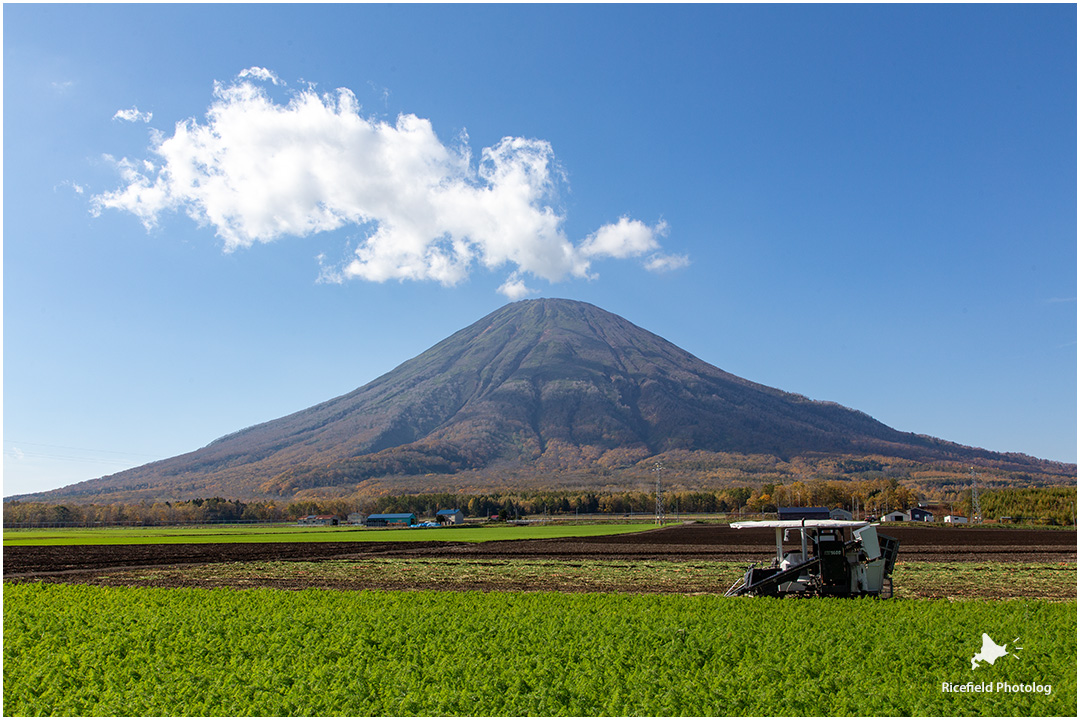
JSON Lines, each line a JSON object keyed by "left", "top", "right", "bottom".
{"left": 4, "top": 4, "right": 1076, "bottom": 497}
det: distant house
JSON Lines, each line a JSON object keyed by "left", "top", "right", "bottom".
{"left": 920, "top": 504, "right": 950, "bottom": 520}
{"left": 778, "top": 507, "right": 831, "bottom": 521}
{"left": 347, "top": 512, "right": 367, "bottom": 525}
{"left": 829, "top": 508, "right": 854, "bottom": 521}
{"left": 436, "top": 509, "right": 465, "bottom": 525}
{"left": 909, "top": 507, "right": 934, "bottom": 522}
{"left": 944, "top": 515, "right": 969, "bottom": 524}
{"left": 298, "top": 514, "right": 340, "bottom": 526}
{"left": 880, "top": 508, "right": 933, "bottom": 523}
{"left": 365, "top": 513, "right": 417, "bottom": 527}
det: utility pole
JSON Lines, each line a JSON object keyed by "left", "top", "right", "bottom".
{"left": 654, "top": 462, "right": 665, "bottom": 526}
{"left": 970, "top": 467, "right": 982, "bottom": 524}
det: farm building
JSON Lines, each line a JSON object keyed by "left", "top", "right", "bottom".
{"left": 778, "top": 507, "right": 831, "bottom": 521}
{"left": 347, "top": 512, "right": 367, "bottom": 525}
{"left": 298, "top": 514, "right": 340, "bottom": 526}
{"left": 829, "top": 508, "right": 854, "bottom": 521}
{"left": 920, "top": 504, "right": 951, "bottom": 519}
{"left": 880, "top": 508, "right": 933, "bottom": 523}
{"left": 944, "top": 515, "right": 969, "bottom": 524}
{"left": 365, "top": 513, "right": 417, "bottom": 527}
{"left": 436, "top": 509, "right": 465, "bottom": 525}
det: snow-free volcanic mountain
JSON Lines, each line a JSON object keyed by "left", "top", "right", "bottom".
{"left": 16, "top": 299, "right": 1072, "bottom": 503}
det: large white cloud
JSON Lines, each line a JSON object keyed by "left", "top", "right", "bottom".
{"left": 92, "top": 70, "right": 685, "bottom": 297}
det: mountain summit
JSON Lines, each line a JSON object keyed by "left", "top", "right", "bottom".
{"left": 18, "top": 299, "right": 1071, "bottom": 502}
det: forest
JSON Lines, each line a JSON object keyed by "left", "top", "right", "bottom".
{"left": 4, "top": 480, "right": 1075, "bottom": 527}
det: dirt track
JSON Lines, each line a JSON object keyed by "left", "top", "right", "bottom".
{"left": 5, "top": 524, "right": 1075, "bottom": 578}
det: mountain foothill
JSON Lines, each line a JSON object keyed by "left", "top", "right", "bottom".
{"left": 12, "top": 299, "right": 1074, "bottom": 504}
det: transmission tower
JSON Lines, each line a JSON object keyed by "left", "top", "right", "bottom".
{"left": 970, "top": 467, "right": 982, "bottom": 523}
{"left": 654, "top": 462, "right": 665, "bottom": 526}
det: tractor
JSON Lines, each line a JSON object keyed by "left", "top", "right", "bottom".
{"left": 723, "top": 519, "right": 899, "bottom": 598}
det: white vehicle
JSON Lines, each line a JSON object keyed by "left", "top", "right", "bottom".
{"left": 723, "top": 519, "right": 899, "bottom": 598}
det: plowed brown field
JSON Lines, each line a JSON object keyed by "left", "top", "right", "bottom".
{"left": 5, "top": 523, "right": 1074, "bottom": 578}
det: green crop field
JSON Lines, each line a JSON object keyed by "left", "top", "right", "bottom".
{"left": 2, "top": 522, "right": 652, "bottom": 546}
{"left": 4, "top": 583, "right": 1075, "bottom": 716}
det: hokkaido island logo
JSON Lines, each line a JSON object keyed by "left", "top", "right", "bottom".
{"left": 971, "top": 633, "right": 1021, "bottom": 670}
{"left": 942, "top": 634, "right": 1048, "bottom": 696}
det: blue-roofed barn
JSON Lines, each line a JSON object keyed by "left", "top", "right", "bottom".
{"left": 365, "top": 513, "right": 417, "bottom": 527}
{"left": 777, "top": 506, "right": 831, "bottom": 521}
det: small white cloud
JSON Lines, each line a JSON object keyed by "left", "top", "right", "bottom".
{"left": 56, "top": 180, "right": 85, "bottom": 195}
{"left": 498, "top": 273, "right": 537, "bottom": 300}
{"left": 644, "top": 252, "right": 690, "bottom": 272}
{"left": 51, "top": 80, "right": 74, "bottom": 94}
{"left": 368, "top": 81, "right": 391, "bottom": 107}
{"left": 580, "top": 217, "right": 667, "bottom": 260}
{"left": 113, "top": 107, "right": 153, "bottom": 123}
{"left": 93, "top": 70, "right": 686, "bottom": 295}
{"left": 238, "top": 66, "right": 282, "bottom": 85}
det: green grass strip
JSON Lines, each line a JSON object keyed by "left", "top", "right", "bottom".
{"left": 2, "top": 521, "right": 654, "bottom": 546}
{"left": 4, "top": 583, "right": 1075, "bottom": 716}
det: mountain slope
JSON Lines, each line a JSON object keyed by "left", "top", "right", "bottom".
{"left": 15, "top": 299, "right": 1073, "bottom": 502}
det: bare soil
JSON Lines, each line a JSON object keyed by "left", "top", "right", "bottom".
{"left": 5, "top": 524, "right": 1074, "bottom": 584}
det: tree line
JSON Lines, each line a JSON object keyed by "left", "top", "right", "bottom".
{"left": 4, "top": 481, "right": 1074, "bottom": 527}
{"left": 975, "top": 487, "right": 1076, "bottom": 525}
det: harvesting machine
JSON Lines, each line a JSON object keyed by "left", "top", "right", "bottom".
{"left": 723, "top": 519, "right": 899, "bottom": 598}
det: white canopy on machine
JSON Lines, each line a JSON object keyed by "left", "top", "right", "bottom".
{"left": 729, "top": 519, "right": 871, "bottom": 530}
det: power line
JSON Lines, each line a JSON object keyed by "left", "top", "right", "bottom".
{"left": 5, "top": 449, "right": 138, "bottom": 466}
{"left": 5, "top": 440, "right": 158, "bottom": 458}
{"left": 4, "top": 440, "right": 158, "bottom": 467}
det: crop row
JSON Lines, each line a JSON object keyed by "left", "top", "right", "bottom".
{"left": 31, "top": 557, "right": 1078, "bottom": 602}
{"left": 3, "top": 583, "right": 1075, "bottom": 716}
